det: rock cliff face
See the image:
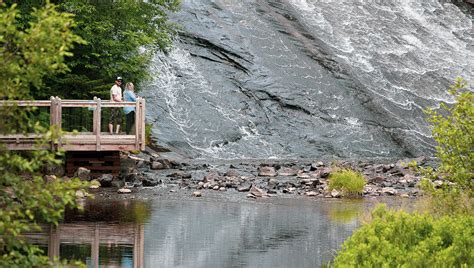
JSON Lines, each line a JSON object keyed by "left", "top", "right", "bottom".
{"left": 142, "top": 0, "right": 473, "bottom": 159}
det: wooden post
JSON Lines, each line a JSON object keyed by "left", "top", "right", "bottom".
{"left": 50, "top": 97, "right": 56, "bottom": 150}
{"left": 91, "top": 224, "right": 99, "bottom": 268}
{"left": 50, "top": 96, "right": 56, "bottom": 127}
{"left": 48, "top": 225, "right": 60, "bottom": 262}
{"left": 56, "top": 97, "right": 62, "bottom": 149}
{"left": 95, "top": 98, "right": 101, "bottom": 151}
{"left": 141, "top": 98, "right": 146, "bottom": 151}
{"left": 135, "top": 98, "right": 140, "bottom": 149}
{"left": 133, "top": 224, "right": 145, "bottom": 268}
{"left": 92, "top": 97, "right": 97, "bottom": 134}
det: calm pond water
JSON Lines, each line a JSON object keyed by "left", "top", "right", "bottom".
{"left": 28, "top": 198, "right": 395, "bottom": 267}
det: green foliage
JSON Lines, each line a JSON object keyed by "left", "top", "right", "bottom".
{"left": 0, "top": 3, "right": 87, "bottom": 266}
{"left": 424, "top": 77, "right": 473, "bottom": 193}
{"left": 145, "top": 123, "right": 153, "bottom": 146}
{"left": 328, "top": 169, "right": 366, "bottom": 197}
{"left": 332, "top": 205, "right": 474, "bottom": 267}
{"left": 10, "top": 0, "right": 181, "bottom": 100}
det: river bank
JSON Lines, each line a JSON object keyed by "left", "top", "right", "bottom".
{"left": 68, "top": 148, "right": 438, "bottom": 202}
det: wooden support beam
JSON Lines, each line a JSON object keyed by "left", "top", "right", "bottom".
{"left": 141, "top": 98, "right": 146, "bottom": 151}
{"left": 135, "top": 98, "right": 140, "bottom": 149}
{"left": 95, "top": 98, "right": 101, "bottom": 151}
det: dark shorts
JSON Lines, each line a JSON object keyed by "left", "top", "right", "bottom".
{"left": 109, "top": 108, "right": 122, "bottom": 125}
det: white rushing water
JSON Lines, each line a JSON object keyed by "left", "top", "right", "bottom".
{"left": 142, "top": 0, "right": 473, "bottom": 159}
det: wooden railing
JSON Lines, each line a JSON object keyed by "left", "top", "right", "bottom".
{"left": 0, "top": 97, "right": 146, "bottom": 151}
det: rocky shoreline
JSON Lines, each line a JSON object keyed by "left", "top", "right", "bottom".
{"left": 69, "top": 150, "right": 436, "bottom": 200}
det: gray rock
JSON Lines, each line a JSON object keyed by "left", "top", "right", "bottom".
{"left": 382, "top": 187, "right": 397, "bottom": 195}
{"left": 330, "top": 189, "right": 341, "bottom": 198}
{"left": 369, "top": 176, "right": 385, "bottom": 184}
{"left": 319, "top": 167, "right": 332, "bottom": 178}
{"left": 98, "top": 174, "right": 114, "bottom": 187}
{"left": 250, "top": 185, "right": 266, "bottom": 197}
{"left": 305, "top": 191, "right": 318, "bottom": 197}
{"left": 74, "top": 167, "right": 91, "bottom": 181}
{"left": 192, "top": 191, "right": 202, "bottom": 197}
{"left": 268, "top": 178, "right": 278, "bottom": 189}
{"left": 151, "top": 158, "right": 172, "bottom": 169}
{"left": 238, "top": 184, "right": 252, "bottom": 192}
{"left": 151, "top": 161, "right": 165, "bottom": 170}
{"left": 142, "top": 176, "right": 160, "bottom": 187}
{"left": 224, "top": 170, "right": 239, "bottom": 177}
{"left": 204, "top": 171, "right": 220, "bottom": 182}
{"left": 278, "top": 167, "right": 298, "bottom": 176}
{"left": 258, "top": 166, "right": 277, "bottom": 177}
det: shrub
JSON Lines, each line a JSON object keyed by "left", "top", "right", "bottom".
{"left": 424, "top": 77, "right": 473, "bottom": 194}
{"left": 332, "top": 205, "right": 474, "bottom": 267}
{"left": 328, "top": 169, "right": 366, "bottom": 196}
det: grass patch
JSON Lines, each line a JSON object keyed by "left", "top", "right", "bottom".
{"left": 328, "top": 169, "right": 366, "bottom": 197}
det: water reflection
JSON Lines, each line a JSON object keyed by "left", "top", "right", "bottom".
{"left": 25, "top": 198, "right": 389, "bottom": 267}
{"left": 24, "top": 200, "right": 150, "bottom": 267}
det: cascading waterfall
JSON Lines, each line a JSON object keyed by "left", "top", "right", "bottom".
{"left": 141, "top": 0, "right": 473, "bottom": 159}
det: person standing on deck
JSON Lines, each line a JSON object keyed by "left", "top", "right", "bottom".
{"left": 123, "top": 82, "right": 137, "bottom": 134}
{"left": 109, "top": 76, "right": 123, "bottom": 134}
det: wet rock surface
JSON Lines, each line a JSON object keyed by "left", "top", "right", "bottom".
{"left": 105, "top": 152, "right": 434, "bottom": 200}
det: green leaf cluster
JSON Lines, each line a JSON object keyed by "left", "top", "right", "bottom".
{"left": 328, "top": 169, "right": 366, "bottom": 197}
{"left": 1, "top": 3, "right": 87, "bottom": 266}
{"left": 424, "top": 78, "right": 473, "bottom": 193}
{"left": 332, "top": 205, "right": 474, "bottom": 267}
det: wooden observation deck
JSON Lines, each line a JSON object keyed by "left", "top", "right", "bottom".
{"left": 0, "top": 97, "right": 146, "bottom": 152}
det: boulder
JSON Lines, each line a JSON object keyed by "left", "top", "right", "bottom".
{"left": 250, "top": 185, "right": 266, "bottom": 197}
{"left": 151, "top": 161, "right": 165, "bottom": 170}
{"left": 237, "top": 184, "right": 252, "bottom": 192}
{"left": 142, "top": 177, "right": 160, "bottom": 187}
{"left": 330, "top": 189, "right": 341, "bottom": 198}
{"left": 305, "top": 191, "right": 318, "bottom": 197}
{"left": 192, "top": 191, "right": 202, "bottom": 197}
{"left": 98, "top": 174, "right": 114, "bottom": 187}
{"left": 382, "top": 187, "right": 397, "bottom": 195}
{"left": 319, "top": 167, "right": 332, "bottom": 178}
{"left": 258, "top": 166, "right": 277, "bottom": 177}
{"left": 268, "top": 178, "right": 278, "bottom": 189}
{"left": 224, "top": 169, "right": 239, "bottom": 177}
{"left": 204, "top": 171, "right": 220, "bottom": 182}
{"left": 74, "top": 167, "right": 91, "bottom": 181}
{"left": 278, "top": 167, "right": 298, "bottom": 176}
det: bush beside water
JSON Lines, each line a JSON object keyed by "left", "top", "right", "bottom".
{"left": 332, "top": 205, "right": 474, "bottom": 267}
{"left": 328, "top": 169, "right": 366, "bottom": 197}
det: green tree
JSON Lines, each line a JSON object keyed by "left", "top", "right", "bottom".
{"left": 6, "top": 0, "right": 180, "bottom": 99}
{"left": 0, "top": 3, "right": 86, "bottom": 266}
